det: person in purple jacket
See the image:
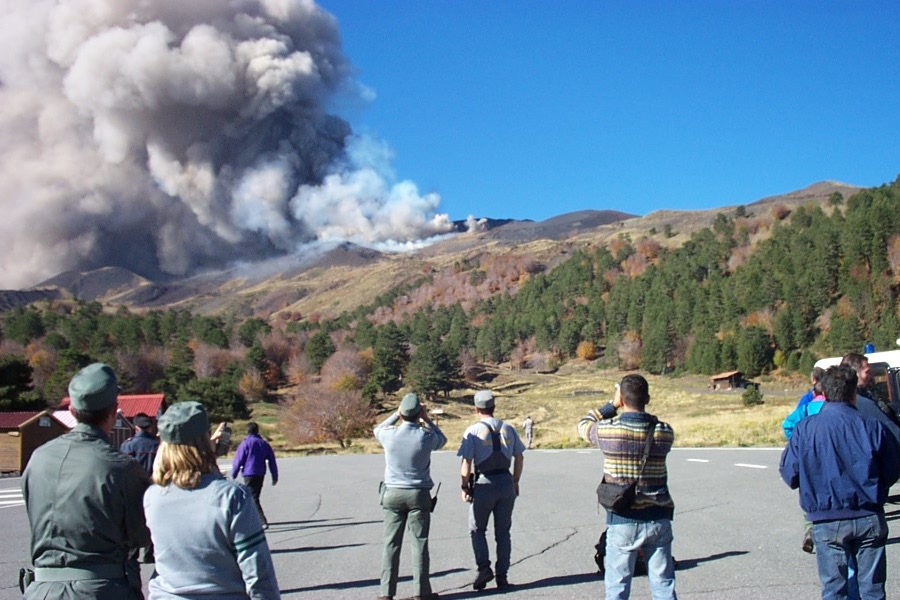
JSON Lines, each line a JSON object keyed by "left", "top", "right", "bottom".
{"left": 231, "top": 422, "right": 278, "bottom": 529}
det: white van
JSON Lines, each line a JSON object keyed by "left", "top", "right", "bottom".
{"left": 814, "top": 349, "right": 900, "bottom": 370}
{"left": 814, "top": 347, "right": 900, "bottom": 412}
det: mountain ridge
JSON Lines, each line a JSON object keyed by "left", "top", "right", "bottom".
{"left": 1, "top": 181, "right": 861, "bottom": 319}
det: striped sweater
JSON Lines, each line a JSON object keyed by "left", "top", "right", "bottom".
{"left": 578, "top": 403, "right": 675, "bottom": 519}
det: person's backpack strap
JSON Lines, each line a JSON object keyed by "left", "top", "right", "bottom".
{"left": 637, "top": 416, "right": 659, "bottom": 475}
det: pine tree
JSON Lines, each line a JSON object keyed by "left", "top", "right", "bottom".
{"left": 369, "top": 322, "right": 408, "bottom": 397}
{"left": 406, "top": 341, "right": 459, "bottom": 398}
{"left": 305, "top": 330, "right": 336, "bottom": 373}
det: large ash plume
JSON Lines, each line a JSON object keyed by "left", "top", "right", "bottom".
{"left": 0, "top": 0, "right": 452, "bottom": 288}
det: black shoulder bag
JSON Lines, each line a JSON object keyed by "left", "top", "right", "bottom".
{"left": 595, "top": 416, "right": 658, "bottom": 514}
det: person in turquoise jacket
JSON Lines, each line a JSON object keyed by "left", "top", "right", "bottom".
{"left": 782, "top": 368, "right": 826, "bottom": 440}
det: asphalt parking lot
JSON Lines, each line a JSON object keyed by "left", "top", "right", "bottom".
{"left": 4, "top": 447, "right": 900, "bottom": 599}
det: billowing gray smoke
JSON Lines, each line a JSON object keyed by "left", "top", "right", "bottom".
{"left": 0, "top": 0, "right": 452, "bottom": 288}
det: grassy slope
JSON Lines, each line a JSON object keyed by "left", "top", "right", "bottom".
{"left": 237, "top": 361, "right": 801, "bottom": 456}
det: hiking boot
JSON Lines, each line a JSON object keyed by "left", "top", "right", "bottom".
{"left": 496, "top": 575, "right": 511, "bottom": 590}
{"left": 472, "top": 568, "right": 494, "bottom": 590}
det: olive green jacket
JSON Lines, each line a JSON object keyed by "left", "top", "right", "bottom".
{"left": 22, "top": 423, "right": 150, "bottom": 599}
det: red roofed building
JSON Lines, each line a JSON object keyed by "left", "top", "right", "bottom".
{"left": 59, "top": 394, "right": 166, "bottom": 420}
{"left": 0, "top": 411, "right": 68, "bottom": 473}
{"left": 57, "top": 394, "right": 166, "bottom": 449}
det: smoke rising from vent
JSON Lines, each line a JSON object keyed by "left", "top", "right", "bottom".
{"left": 0, "top": 0, "right": 453, "bottom": 288}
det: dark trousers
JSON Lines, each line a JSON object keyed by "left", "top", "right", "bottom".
{"left": 244, "top": 475, "right": 267, "bottom": 524}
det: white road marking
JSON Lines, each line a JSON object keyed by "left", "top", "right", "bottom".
{"left": 0, "top": 489, "right": 24, "bottom": 508}
{"left": 735, "top": 463, "right": 768, "bottom": 469}
{"left": 687, "top": 458, "right": 709, "bottom": 463}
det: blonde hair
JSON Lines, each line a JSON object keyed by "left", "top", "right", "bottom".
{"left": 152, "top": 433, "right": 221, "bottom": 489}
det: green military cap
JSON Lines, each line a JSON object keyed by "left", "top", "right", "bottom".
{"left": 399, "top": 393, "right": 421, "bottom": 417}
{"left": 158, "top": 401, "right": 209, "bottom": 444}
{"left": 68, "top": 363, "right": 120, "bottom": 411}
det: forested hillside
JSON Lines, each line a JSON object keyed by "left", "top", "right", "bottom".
{"left": 1, "top": 177, "right": 898, "bottom": 447}
{"left": 326, "top": 177, "right": 900, "bottom": 380}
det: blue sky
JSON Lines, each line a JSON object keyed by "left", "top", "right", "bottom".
{"left": 317, "top": 0, "right": 900, "bottom": 222}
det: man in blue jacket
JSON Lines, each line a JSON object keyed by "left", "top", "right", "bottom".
{"left": 231, "top": 422, "right": 278, "bottom": 528}
{"left": 121, "top": 413, "right": 159, "bottom": 475}
{"left": 780, "top": 364, "right": 900, "bottom": 600}
{"left": 121, "top": 413, "right": 160, "bottom": 563}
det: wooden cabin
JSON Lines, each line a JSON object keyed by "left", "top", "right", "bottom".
{"left": 0, "top": 411, "right": 68, "bottom": 474}
{"left": 710, "top": 371, "right": 743, "bottom": 390}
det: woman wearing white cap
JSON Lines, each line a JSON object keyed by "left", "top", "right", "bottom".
{"left": 144, "top": 401, "right": 280, "bottom": 599}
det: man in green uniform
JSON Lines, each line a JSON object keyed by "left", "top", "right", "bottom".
{"left": 22, "top": 363, "right": 151, "bottom": 599}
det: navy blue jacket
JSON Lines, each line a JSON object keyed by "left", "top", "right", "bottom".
{"left": 120, "top": 430, "right": 160, "bottom": 475}
{"left": 780, "top": 401, "right": 900, "bottom": 522}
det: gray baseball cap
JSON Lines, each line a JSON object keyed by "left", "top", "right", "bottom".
{"left": 474, "top": 390, "right": 495, "bottom": 409}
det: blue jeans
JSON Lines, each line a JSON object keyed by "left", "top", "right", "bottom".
{"left": 812, "top": 514, "right": 887, "bottom": 600}
{"left": 468, "top": 476, "right": 517, "bottom": 577}
{"left": 381, "top": 487, "right": 433, "bottom": 598}
{"left": 605, "top": 518, "right": 677, "bottom": 600}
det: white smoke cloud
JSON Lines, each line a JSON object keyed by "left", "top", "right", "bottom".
{"left": 465, "top": 215, "right": 489, "bottom": 233}
{"left": 0, "top": 0, "right": 452, "bottom": 288}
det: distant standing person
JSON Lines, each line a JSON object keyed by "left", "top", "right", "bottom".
{"left": 374, "top": 393, "right": 447, "bottom": 600}
{"left": 146, "top": 402, "right": 280, "bottom": 599}
{"left": 780, "top": 365, "right": 900, "bottom": 600}
{"left": 458, "top": 390, "right": 526, "bottom": 591}
{"left": 522, "top": 415, "right": 534, "bottom": 449}
{"left": 121, "top": 413, "right": 160, "bottom": 564}
{"left": 21, "top": 363, "right": 150, "bottom": 599}
{"left": 213, "top": 421, "right": 233, "bottom": 456}
{"left": 232, "top": 422, "right": 279, "bottom": 528}
{"left": 577, "top": 374, "right": 677, "bottom": 600}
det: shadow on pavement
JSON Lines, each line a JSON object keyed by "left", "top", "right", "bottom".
{"left": 433, "top": 572, "right": 599, "bottom": 599}
{"left": 279, "top": 567, "right": 469, "bottom": 595}
{"left": 271, "top": 543, "right": 367, "bottom": 554}
{"left": 266, "top": 518, "right": 381, "bottom": 533}
{"left": 672, "top": 550, "right": 749, "bottom": 571}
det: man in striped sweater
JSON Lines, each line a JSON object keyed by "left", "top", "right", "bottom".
{"left": 578, "top": 374, "right": 677, "bottom": 600}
